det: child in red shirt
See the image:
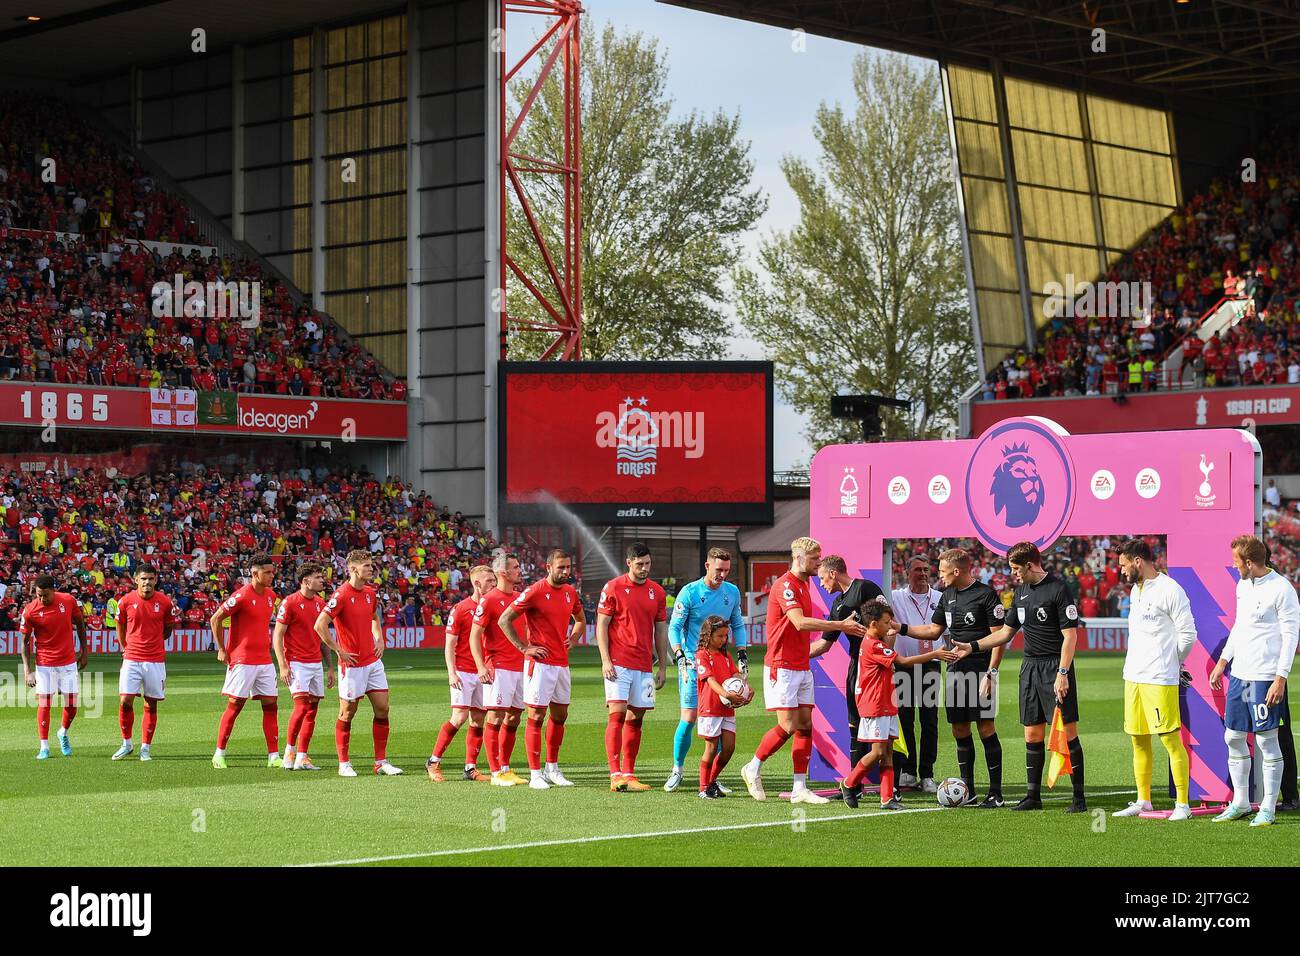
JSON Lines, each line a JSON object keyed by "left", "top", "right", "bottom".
{"left": 695, "top": 614, "right": 750, "bottom": 799}
{"left": 838, "top": 603, "right": 955, "bottom": 809}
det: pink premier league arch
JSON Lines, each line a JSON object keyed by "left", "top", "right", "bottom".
{"left": 808, "top": 416, "right": 1262, "bottom": 801}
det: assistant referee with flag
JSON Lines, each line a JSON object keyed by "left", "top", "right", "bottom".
{"left": 952, "top": 541, "right": 1087, "bottom": 812}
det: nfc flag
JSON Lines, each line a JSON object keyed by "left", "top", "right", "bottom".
{"left": 150, "top": 388, "right": 197, "bottom": 427}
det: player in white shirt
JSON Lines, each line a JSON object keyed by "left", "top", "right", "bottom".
{"left": 1209, "top": 535, "right": 1300, "bottom": 826}
{"left": 1110, "top": 539, "right": 1196, "bottom": 821}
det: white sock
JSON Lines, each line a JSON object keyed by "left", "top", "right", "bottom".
{"left": 39, "top": 739, "right": 48, "bottom": 749}
{"left": 545, "top": 762, "right": 558, "bottom": 774}
{"left": 57, "top": 727, "right": 68, "bottom": 738}
{"left": 268, "top": 751, "right": 279, "bottom": 759}
{"left": 465, "top": 763, "right": 475, "bottom": 772}
{"left": 294, "top": 752, "right": 307, "bottom": 766}
{"left": 214, "top": 747, "right": 225, "bottom": 758}
{"left": 746, "top": 756, "right": 762, "bottom": 775}
{"left": 672, "top": 763, "right": 682, "bottom": 773}
{"left": 500, "top": 765, "right": 510, "bottom": 774}
{"left": 1134, "top": 799, "right": 1153, "bottom": 810}
{"left": 531, "top": 768, "right": 544, "bottom": 780}
{"left": 1258, "top": 731, "right": 1283, "bottom": 813}
{"left": 123, "top": 738, "right": 132, "bottom": 747}
{"left": 140, "top": 742, "right": 150, "bottom": 750}
{"left": 792, "top": 772, "right": 808, "bottom": 793}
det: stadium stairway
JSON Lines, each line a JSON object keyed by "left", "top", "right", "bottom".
{"left": 1160, "top": 297, "right": 1253, "bottom": 389}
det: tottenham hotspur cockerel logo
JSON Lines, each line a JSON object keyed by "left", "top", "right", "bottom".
{"left": 990, "top": 441, "right": 1045, "bottom": 529}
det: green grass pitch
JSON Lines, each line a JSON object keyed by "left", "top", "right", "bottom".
{"left": 1, "top": 648, "right": 1295, "bottom": 866}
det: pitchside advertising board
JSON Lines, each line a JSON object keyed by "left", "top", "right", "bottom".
{"left": 498, "top": 361, "right": 774, "bottom": 525}
{"left": 0, "top": 382, "right": 405, "bottom": 441}
{"left": 811, "top": 416, "right": 1263, "bottom": 802}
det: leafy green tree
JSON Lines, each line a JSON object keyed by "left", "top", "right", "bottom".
{"left": 736, "top": 52, "right": 974, "bottom": 444}
{"left": 506, "top": 21, "right": 765, "bottom": 360}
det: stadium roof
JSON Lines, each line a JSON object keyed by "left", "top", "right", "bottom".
{"left": 660, "top": 0, "right": 1300, "bottom": 115}
{"left": 0, "top": 0, "right": 402, "bottom": 80}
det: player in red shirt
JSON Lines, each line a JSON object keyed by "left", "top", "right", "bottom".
{"left": 596, "top": 542, "right": 669, "bottom": 792}
{"left": 20, "top": 573, "right": 88, "bottom": 759}
{"left": 499, "top": 548, "right": 586, "bottom": 789}
{"left": 427, "top": 564, "right": 495, "bottom": 783}
{"left": 740, "top": 536, "right": 868, "bottom": 804}
{"left": 695, "top": 615, "right": 749, "bottom": 799}
{"left": 837, "top": 602, "right": 954, "bottom": 809}
{"left": 469, "top": 550, "right": 530, "bottom": 786}
{"left": 210, "top": 553, "right": 282, "bottom": 769}
{"left": 112, "top": 564, "right": 177, "bottom": 761}
{"left": 273, "top": 562, "right": 332, "bottom": 771}
{"left": 314, "top": 550, "right": 402, "bottom": 777}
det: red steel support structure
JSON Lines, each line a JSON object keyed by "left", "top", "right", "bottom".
{"left": 499, "top": 0, "right": 583, "bottom": 361}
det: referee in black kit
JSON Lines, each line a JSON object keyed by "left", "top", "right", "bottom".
{"left": 817, "top": 554, "right": 888, "bottom": 800}
{"left": 951, "top": 541, "right": 1087, "bottom": 813}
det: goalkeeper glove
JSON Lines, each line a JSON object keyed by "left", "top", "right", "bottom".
{"left": 736, "top": 647, "right": 748, "bottom": 676}
{"left": 1179, "top": 669, "right": 1193, "bottom": 687}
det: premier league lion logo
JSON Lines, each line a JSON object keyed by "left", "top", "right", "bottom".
{"left": 989, "top": 441, "right": 1045, "bottom": 528}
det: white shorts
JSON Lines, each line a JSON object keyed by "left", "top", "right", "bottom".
{"left": 119, "top": 660, "right": 166, "bottom": 699}
{"left": 523, "top": 661, "right": 571, "bottom": 707}
{"left": 222, "top": 663, "right": 278, "bottom": 699}
{"left": 338, "top": 660, "right": 389, "bottom": 702}
{"left": 857, "top": 715, "right": 900, "bottom": 742}
{"left": 604, "top": 665, "right": 656, "bottom": 710}
{"left": 289, "top": 661, "right": 325, "bottom": 698}
{"left": 763, "top": 667, "right": 815, "bottom": 710}
{"left": 35, "top": 663, "right": 79, "bottom": 696}
{"left": 698, "top": 715, "right": 737, "bottom": 738}
{"left": 451, "top": 670, "right": 484, "bottom": 710}
{"left": 483, "top": 667, "right": 524, "bottom": 711}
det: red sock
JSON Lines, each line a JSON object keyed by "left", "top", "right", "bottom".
{"left": 791, "top": 729, "right": 812, "bottom": 775}
{"left": 699, "top": 757, "right": 714, "bottom": 791}
{"left": 620, "top": 720, "right": 643, "bottom": 775}
{"left": 546, "top": 719, "right": 565, "bottom": 763}
{"left": 432, "top": 721, "right": 458, "bottom": 760}
{"left": 484, "top": 723, "right": 501, "bottom": 772}
{"left": 755, "top": 725, "right": 791, "bottom": 761}
{"left": 217, "top": 699, "right": 244, "bottom": 749}
{"left": 336, "top": 719, "right": 352, "bottom": 763}
{"left": 712, "top": 753, "right": 725, "bottom": 786}
{"left": 373, "top": 717, "right": 390, "bottom": 762}
{"left": 880, "top": 766, "right": 895, "bottom": 803}
{"left": 142, "top": 704, "right": 158, "bottom": 744}
{"left": 605, "top": 712, "right": 625, "bottom": 773}
{"left": 261, "top": 702, "right": 279, "bottom": 753}
{"left": 499, "top": 722, "right": 518, "bottom": 768}
{"left": 845, "top": 761, "right": 868, "bottom": 788}
{"left": 287, "top": 698, "right": 308, "bottom": 748}
{"left": 119, "top": 702, "right": 135, "bottom": 741}
{"left": 525, "top": 717, "right": 544, "bottom": 771}
{"left": 465, "top": 725, "right": 483, "bottom": 766}
{"left": 37, "top": 697, "right": 51, "bottom": 741}
{"left": 298, "top": 701, "right": 318, "bottom": 753}
{"left": 61, "top": 703, "right": 77, "bottom": 731}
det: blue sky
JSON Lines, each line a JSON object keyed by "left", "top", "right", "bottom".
{"left": 511, "top": 2, "right": 894, "bottom": 469}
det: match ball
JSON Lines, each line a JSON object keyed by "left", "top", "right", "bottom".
{"left": 722, "top": 676, "right": 753, "bottom": 707}
{"left": 936, "top": 777, "right": 970, "bottom": 807}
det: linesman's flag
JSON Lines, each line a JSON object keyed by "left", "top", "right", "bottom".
{"left": 1046, "top": 705, "right": 1073, "bottom": 788}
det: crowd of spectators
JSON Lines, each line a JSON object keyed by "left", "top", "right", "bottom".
{"left": 890, "top": 520, "right": 1300, "bottom": 619}
{"left": 982, "top": 127, "right": 1300, "bottom": 401}
{"left": 0, "top": 93, "right": 402, "bottom": 399}
{"left": 0, "top": 458, "right": 546, "bottom": 633}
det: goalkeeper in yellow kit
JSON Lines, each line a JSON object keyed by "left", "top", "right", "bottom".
{"left": 1111, "top": 539, "right": 1196, "bottom": 821}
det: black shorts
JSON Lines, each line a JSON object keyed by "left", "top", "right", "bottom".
{"left": 945, "top": 666, "right": 996, "bottom": 724}
{"left": 1019, "top": 658, "right": 1079, "bottom": 726}
{"left": 845, "top": 657, "right": 859, "bottom": 727}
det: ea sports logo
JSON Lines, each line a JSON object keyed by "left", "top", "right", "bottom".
{"left": 1135, "top": 467, "right": 1161, "bottom": 499}
{"left": 887, "top": 476, "right": 910, "bottom": 505}
{"left": 1090, "top": 469, "right": 1116, "bottom": 501}
{"left": 928, "top": 475, "right": 951, "bottom": 504}
{"left": 965, "top": 418, "right": 1075, "bottom": 555}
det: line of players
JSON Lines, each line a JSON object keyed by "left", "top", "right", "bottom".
{"left": 19, "top": 531, "right": 1294, "bottom": 824}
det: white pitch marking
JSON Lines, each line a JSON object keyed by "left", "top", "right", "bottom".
{"left": 291, "top": 789, "right": 1131, "bottom": 867}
